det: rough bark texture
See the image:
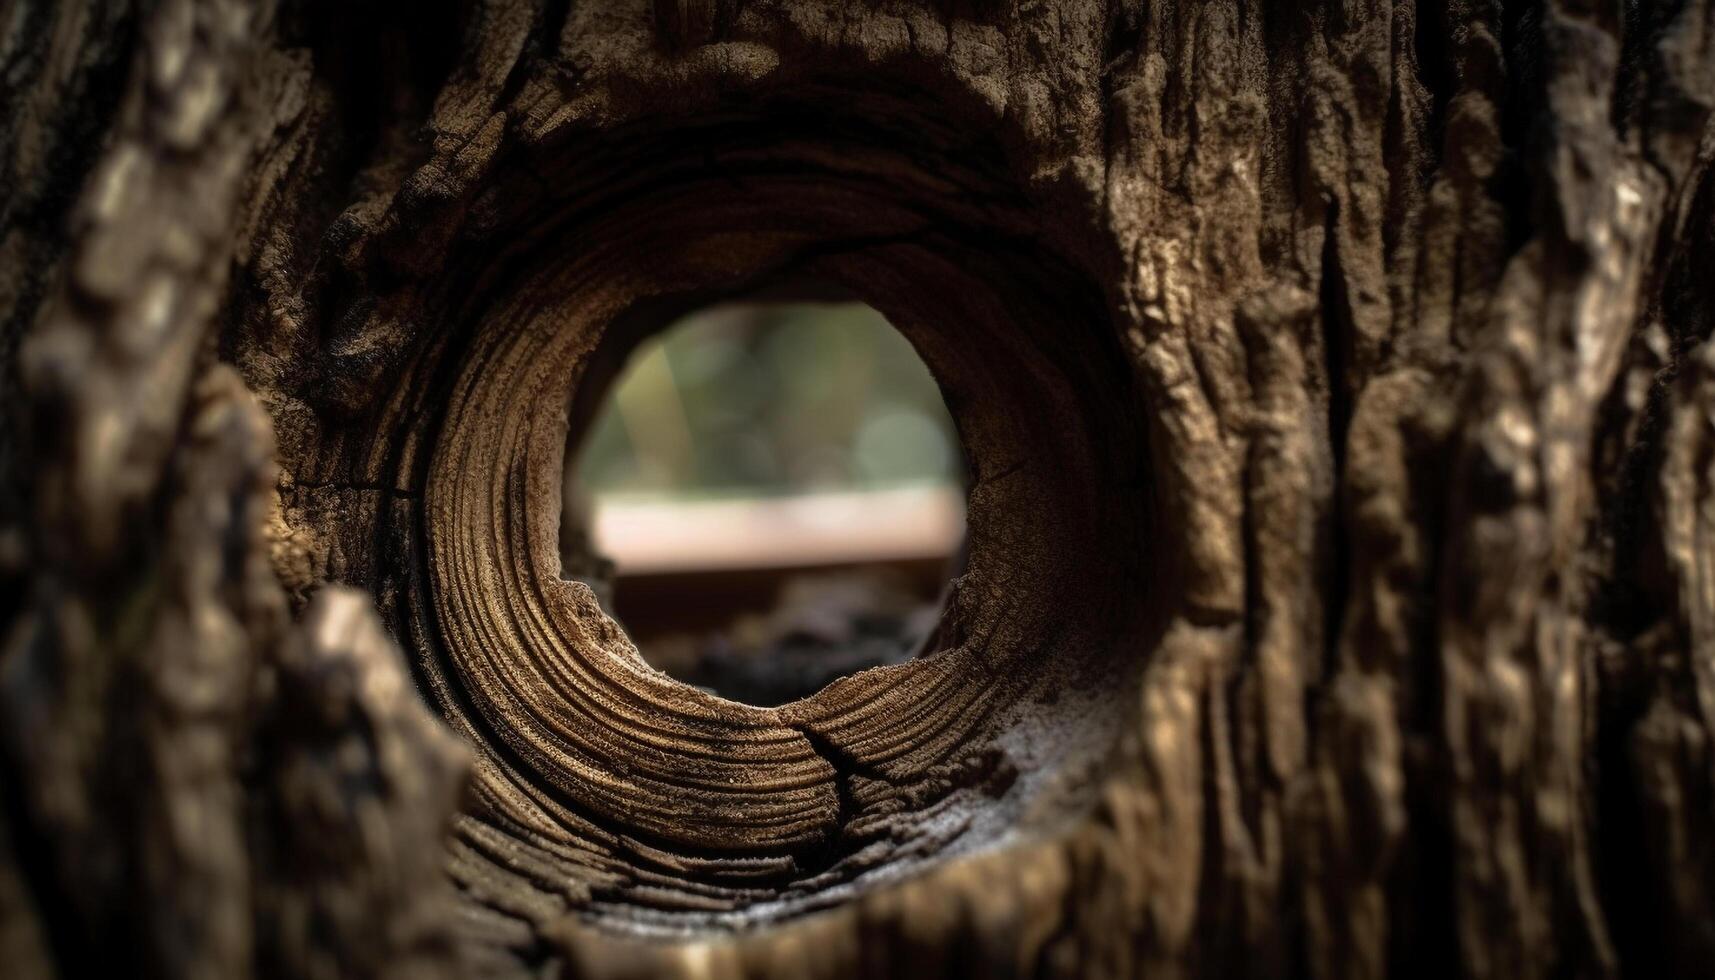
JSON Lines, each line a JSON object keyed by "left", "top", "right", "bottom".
{"left": 3, "top": 0, "right": 1715, "bottom": 977}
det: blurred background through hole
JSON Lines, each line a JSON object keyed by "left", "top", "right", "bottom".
{"left": 562, "top": 301, "right": 967, "bottom": 706}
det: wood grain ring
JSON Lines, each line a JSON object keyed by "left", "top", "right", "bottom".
{"left": 406, "top": 138, "right": 1156, "bottom": 927}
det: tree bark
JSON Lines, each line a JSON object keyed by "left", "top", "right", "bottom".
{"left": 3, "top": 1, "right": 1715, "bottom": 977}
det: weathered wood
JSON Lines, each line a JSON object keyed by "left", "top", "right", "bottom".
{"left": 3, "top": 1, "right": 1714, "bottom": 977}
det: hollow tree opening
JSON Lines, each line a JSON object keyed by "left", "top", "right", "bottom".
{"left": 562, "top": 299, "right": 967, "bottom": 706}
{"left": 20, "top": 3, "right": 1713, "bottom": 975}
{"left": 408, "top": 139, "right": 1149, "bottom": 933}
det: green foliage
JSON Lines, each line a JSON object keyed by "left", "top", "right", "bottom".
{"left": 575, "top": 303, "right": 960, "bottom": 500}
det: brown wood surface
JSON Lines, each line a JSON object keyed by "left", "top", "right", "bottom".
{"left": 3, "top": 1, "right": 1715, "bottom": 977}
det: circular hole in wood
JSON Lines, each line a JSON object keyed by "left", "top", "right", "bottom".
{"left": 562, "top": 299, "right": 967, "bottom": 707}
{"left": 395, "top": 137, "right": 1159, "bottom": 929}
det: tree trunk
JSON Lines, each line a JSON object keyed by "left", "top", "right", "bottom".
{"left": 3, "top": 1, "right": 1715, "bottom": 977}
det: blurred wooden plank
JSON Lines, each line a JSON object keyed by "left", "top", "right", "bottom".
{"left": 591, "top": 486, "right": 965, "bottom": 575}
